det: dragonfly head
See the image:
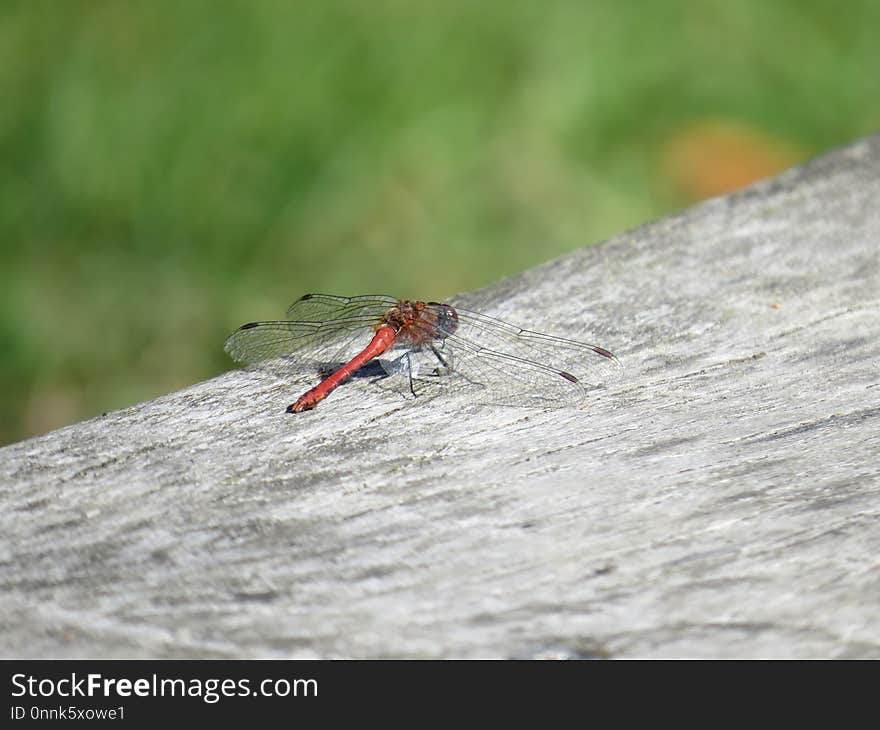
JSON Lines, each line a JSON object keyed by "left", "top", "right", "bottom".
{"left": 427, "top": 303, "right": 459, "bottom": 339}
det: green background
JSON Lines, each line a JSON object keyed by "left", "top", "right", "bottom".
{"left": 1, "top": 0, "right": 878, "bottom": 445}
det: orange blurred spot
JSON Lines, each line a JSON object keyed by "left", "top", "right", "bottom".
{"left": 663, "top": 120, "right": 805, "bottom": 200}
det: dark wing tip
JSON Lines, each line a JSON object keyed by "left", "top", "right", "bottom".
{"left": 240, "top": 322, "right": 260, "bottom": 330}
{"left": 592, "top": 346, "right": 615, "bottom": 359}
{"left": 559, "top": 370, "right": 579, "bottom": 383}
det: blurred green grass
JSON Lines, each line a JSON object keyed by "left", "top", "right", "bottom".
{"left": 1, "top": 0, "right": 878, "bottom": 444}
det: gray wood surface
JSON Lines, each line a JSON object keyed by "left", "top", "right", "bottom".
{"left": 2, "top": 135, "right": 878, "bottom": 658}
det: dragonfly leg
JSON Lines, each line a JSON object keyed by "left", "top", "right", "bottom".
{"left": 406, "top": 352, "right": 417, "bottom": 397}
{"left": 429, "top": 344, "right": 453, "bottom": 376}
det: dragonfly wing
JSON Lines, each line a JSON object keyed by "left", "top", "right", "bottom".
{"left": 225, "top": 294, "right": 399, "bottom": 372}
{"left": 226, "top": 319, "right": 392, "bottom": 378}
{"left": 225, "top": 320, "right": 315, "bottom": 365}
{"left": 285, "top": 293, "right": 398, "bottom": 321}
{"left": 436, "top": 307, "right": 622, "bottom": 407}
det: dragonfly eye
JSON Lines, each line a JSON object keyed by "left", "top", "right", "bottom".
{"left": 430, "top": 304, "right": 459, "bottom": 338}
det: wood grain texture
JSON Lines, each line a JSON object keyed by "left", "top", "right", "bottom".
{"left": 2, "top": 135, "right": 878, "bottom": 658}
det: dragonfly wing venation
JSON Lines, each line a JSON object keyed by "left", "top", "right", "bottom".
{"left": 284, "top": 293, "right": 398, "bottom": 322}
{"left": 224, "top": 317, "right": 382, "bottom": 373}
{"left": 225, "top": 294, "right": 400, "bottom": 370}
{"left": 434, "top": 307, "right": 621, "bottom": 406}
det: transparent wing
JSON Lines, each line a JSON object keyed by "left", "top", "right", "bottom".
{"left": 284, "top": 293, "right": 399, "bottom": 321}
{"left": 405, "top": 306, "right": 622, "bottom": 408}
{"left": 224, "top": 294, "right": 398, "bottom": 372}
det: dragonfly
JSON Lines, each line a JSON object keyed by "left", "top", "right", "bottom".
{"left": 224, "top": 293, "right": 620, "bottom": 412}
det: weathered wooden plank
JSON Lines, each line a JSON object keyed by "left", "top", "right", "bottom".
{"left": 1, "top": 135, "right": 878, "bottom": 658}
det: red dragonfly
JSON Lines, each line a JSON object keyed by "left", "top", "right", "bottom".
{"left": 225, "top": 294, "right": 620, "bottom": 412}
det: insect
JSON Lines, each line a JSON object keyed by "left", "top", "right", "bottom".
{"left": 225, "top": 293, "right": 620, "bottom": 412}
